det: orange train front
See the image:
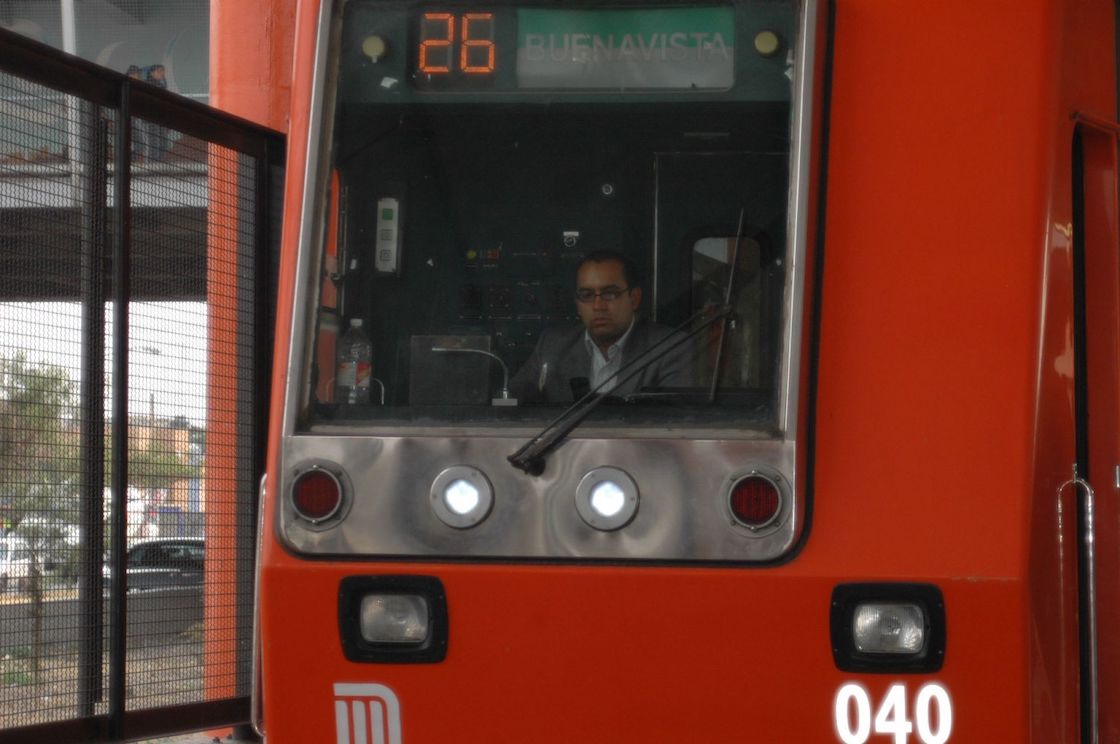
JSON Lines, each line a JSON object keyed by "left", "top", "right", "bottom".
{"left": 239, "top": 0, "right": 1120, "bottom": 740}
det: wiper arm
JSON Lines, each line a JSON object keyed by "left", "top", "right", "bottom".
{"left": 508, "top": 304, "right": 733, "bottom": 476}
{"left": 709, "top": 208, "right": 746, "bottom": 402}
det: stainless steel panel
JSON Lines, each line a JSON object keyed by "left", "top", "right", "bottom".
{"left": 279, "top": 434, "right": 798, "bottom": 561}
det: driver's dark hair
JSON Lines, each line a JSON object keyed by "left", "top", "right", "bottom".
{"left": 578, "top": 250, "right": 641, "bottom": 289}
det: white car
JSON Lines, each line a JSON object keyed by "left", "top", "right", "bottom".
{"left": 0, "top": 535, "right": 32, "bottom": 593}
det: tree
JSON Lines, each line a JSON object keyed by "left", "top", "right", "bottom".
{"left": 121, "top": 437, "right": 198, "bottom": 493}
{"left": 0, "top": 352, "right": 79, "bottom": 563}
{"left": 105, "top": 424, "right": 200, "bottom": 540}
{"left": 0, "top": 352, "right": 79, "bottom": 682}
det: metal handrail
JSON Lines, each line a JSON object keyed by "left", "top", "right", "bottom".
{"left": 1060, "top": 465, "right": 1099, "bottom": 744}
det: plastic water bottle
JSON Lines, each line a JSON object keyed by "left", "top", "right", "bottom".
{"left": 337, "top": 318, "right": 372, "bottom": 404}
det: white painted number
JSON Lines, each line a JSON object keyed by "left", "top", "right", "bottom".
{"left": 835, "top": 684, "right": 872, "bottom": 744}
{"left": 833, "top": 683, "right": 953, "bottom": 744}
{"left": 873, "top": 685, "right": 913, "bottom": 744}
{"left": 914, "top": 683, "right": 953, "bottom": 744}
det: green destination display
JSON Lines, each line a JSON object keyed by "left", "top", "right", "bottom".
{"left": 516, "top": 7, "right": 735, "bottom": 90}
{"left": 410, "top": 5, "right": 735, "bottom": 91}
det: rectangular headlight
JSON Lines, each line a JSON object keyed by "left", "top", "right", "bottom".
{"left": 830, "top": 583, "right": 945, "bottom": 673}
{"left": 852, "top": 602, "right": 925, "bottom": 654}
{"left": 339, "top": 575, "right": 448, "bottom": 663}
{"left": 359, "top": 594, "right": 430, "bottom": 644}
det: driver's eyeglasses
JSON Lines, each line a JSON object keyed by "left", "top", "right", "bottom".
{"left": 575, "top": 286, "right": 631, "bottom": 303}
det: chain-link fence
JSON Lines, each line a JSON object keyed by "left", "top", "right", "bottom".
{"left": 0, "top": 27, "right": 280, "bottom": 742}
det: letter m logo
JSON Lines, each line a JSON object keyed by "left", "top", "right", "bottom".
{"left": 333, "top": 683, "right": 402, "bottom": 744}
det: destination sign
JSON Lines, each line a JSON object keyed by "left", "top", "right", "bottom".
{"left": 410, "top": 6, "right": 736, "bottom": 92}
{"left": 516, "top": 8, "right": 735, "bottom": 90}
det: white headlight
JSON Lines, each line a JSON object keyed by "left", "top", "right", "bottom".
{"left": 444, "top": 479, "right": 481, "bottom": 515}
{"left": 575, "top": 467, "right": 639, "bottom": 531}
{"left": 359, "top": 594, "right": 430, "bottom": 644}
{"left": 430, "top": 466, "right": 493, "bottom": 528}
{"left": 853, "top": 602, "right": 926, "bottom": 654}
{"left": 589, "top": 481, "right": 626, "bottom": 517}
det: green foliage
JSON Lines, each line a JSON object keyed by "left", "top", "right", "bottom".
{"left": 119, "top": 437, "right": 199, "bottom": 491}
{"left": 0, "top": 353, "right": 79, "bottom": 539}
{"left": 0, "top": 352, "right": 79, "bottom": 498}
{"left": 0, "top": 646, "right": 34, "bottom": 687}
{"left": 1, "top": 670, "right": 32, "bottom": 687}
{"left": 2, "top": 352, "right": 200, "bottom": 534}
{"left": 2, "top": 646, "right": 32, "bottom": 660}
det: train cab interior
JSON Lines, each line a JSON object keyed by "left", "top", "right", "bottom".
{"left": 302, "top": 0, "right": 799, "bottom": 431}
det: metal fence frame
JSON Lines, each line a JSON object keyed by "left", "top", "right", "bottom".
{"left": 0, "top": 27, "right": 282, "bottom": 742}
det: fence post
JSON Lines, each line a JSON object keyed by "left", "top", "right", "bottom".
{"left": 76, "top": 97, "right": 109, "bottom": 717}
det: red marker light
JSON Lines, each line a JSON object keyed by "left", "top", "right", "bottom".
{"left": 729, "top": 474, "right": 782, "bottom": 529}
{"left": 292, "top": 469, "right": 343, "bottom": 522}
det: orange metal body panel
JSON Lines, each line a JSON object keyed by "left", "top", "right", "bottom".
{"left": 204, "top": 0, "right": 296, "bottom": 710}
{"left": 248, "top": 0, "right": 1119, "bottom": 740}
{"left": 204, "top": 146, "right": 243, "bottom": 701}
{"left": 261, "top": 567, "right": 1024, "bottom": 741}
{"left": 204, "top": 0, "right": 295, "bottom": 706}
{"left": 210, "top": 0, "right": 296, "bottom": 131}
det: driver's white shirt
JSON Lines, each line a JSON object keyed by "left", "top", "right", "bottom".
{"left": 583, "top": 318, "right": 636, "bottom": 394}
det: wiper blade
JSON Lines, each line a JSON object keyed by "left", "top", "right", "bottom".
{"left": 507, "top": 304, "right": 732, "bottom": 476}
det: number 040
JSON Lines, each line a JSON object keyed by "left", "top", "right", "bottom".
{"left": 833, "top": 683, "right": 953, "bottom": 744}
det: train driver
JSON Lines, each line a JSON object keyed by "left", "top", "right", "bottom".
{"left": 509, "top": 250, "right": 693, "bottom": 403}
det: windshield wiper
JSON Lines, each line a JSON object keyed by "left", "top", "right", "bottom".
{"left": 507, "top": 304, "right": 733, "bottom": 476}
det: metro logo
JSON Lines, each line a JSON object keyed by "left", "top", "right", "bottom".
{"left": 334, "top": 683, "right": 402, "bottom": 744}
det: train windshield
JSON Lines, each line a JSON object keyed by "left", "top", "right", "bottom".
{"left": 298, "top": 0, "right": 804, "bottom": 431}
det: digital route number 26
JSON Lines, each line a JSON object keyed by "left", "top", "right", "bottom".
{"left": 418, "top": 12, "right": 496, "bottom": 75}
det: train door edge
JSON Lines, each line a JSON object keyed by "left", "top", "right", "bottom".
{"left": 1071, "top": 120, "right": 1120, "bottom": 744}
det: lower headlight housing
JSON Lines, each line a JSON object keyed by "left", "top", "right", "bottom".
{"left": 339, "top": 576, "right": 448, "bottom": 663}
{"left": 830, "top": 583, "right": 945, "bottom": 673}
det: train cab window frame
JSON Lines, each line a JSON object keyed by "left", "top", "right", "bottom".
{"left": 274, "top": 0, "right": 824, "bottom": 564}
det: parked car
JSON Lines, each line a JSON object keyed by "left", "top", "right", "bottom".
{"left": 16, "top": 517, "right": 81, "bottom": 583}
{"left": 0, "top": 535, "right": 31, "bottom": 593}
{"left": 103, "top": 537, "right": 204, "bottom": 592}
